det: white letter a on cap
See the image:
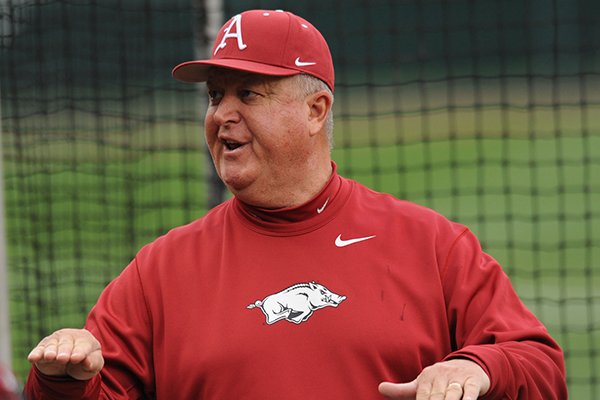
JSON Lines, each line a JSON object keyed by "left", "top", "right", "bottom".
{"left": 214, "top": 14, "right": 247, "bottom": 55}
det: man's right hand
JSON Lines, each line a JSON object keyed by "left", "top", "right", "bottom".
{"left": 27, "top": 328, "right": 104, "bottom": 381}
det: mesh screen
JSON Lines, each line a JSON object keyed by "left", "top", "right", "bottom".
{"left": 1, "top": 0, "right": 599, "bottom": 396}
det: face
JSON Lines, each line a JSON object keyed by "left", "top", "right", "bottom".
{"left": 204, "top": 69, "right": 322, "bottom": 207}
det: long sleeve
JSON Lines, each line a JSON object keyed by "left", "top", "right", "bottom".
{"left": 24, "top": 369, "right": 101, "bottom": 400}
{"left": 24, "top": 258, "right": 154, "bottom": 400}
{"left": 440, "top": 228, "right": 567, "bottom": 399}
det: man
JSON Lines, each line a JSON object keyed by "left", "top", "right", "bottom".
{"left": 25, "top": 9, "right": 567, "bottom": 399}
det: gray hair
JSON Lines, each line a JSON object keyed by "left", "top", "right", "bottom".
{"left": 291, "top": 74, "right": 335, "bottom": 149}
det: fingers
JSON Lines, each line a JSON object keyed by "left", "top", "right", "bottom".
{"left": 415, "top": 380, "right": 461, "bottom": 400}
{"left": 29, "top": 330, "right": 73, "bottom": 363}
{"left": 423, "top": 380, "right": 459, "bottom": 400}
{"left": 29, "top": 329, "right": 99, "bottom": 360}
{"left": 461, "top": 377, "right": 484, "bottom": 400}
{"left": 27, "top": 328, "right": 103, "bottom": 380}
{"left": 379, "top": 359, "right": 490, "bottom": 400}
{"left": 378, "top": 381, "right": 417, "bottom": 399}
{"left": 444, "top": 382, "right": 464, "bottom": 400}
{"left": 380, "top": 380, "right": 468, "bottom": 400}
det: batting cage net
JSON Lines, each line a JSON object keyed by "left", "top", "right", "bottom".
{"left": 1, "top": 0, "right": 599, "bottom": 396}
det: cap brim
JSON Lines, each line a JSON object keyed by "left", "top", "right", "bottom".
{"left": 172, "top": 59, "right": 302, "bottom": 83}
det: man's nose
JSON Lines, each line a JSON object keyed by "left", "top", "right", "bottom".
{"left": 211, "top": 95, "right": 241, "bottom": 126}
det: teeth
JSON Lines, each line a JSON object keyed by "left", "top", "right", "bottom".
{"left": 224, "top": 140, "right": 241, "bottom": 150}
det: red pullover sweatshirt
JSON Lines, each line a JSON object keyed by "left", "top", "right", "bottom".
{"left": 26, "top": 168, "right": 567, "bottom": 399}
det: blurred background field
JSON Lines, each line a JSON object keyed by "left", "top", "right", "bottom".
{"left": 1, "top": 0, "right": 599, "bottom": 397}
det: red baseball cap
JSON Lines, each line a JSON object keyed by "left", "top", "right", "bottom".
{"left": 172, "top": 9, "right": 335, "bottom": 92}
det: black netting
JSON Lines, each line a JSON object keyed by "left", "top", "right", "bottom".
{"left": 1, "top": 0, "right": 598, "bottom": 396}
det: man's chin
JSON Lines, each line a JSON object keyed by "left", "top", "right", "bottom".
{"left": 221, "top": 174, "right": 253, "bottom": 196}
{"left": 226, "top": 184, "right": 274, "bottom": 208}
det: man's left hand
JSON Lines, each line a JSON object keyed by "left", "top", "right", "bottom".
{"left": 378, "top": 359, "right": 490, "bottom": 400}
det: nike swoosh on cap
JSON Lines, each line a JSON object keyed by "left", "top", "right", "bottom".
{"left": 335, "top": 234, "right": 376, "bottom": 247}
{"left": 295, "top": 57, "right": 316, "bottom": 67}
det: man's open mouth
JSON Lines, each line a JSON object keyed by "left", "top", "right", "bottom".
{"left": 223, "top": 140, "right": 243, "bottom": 151}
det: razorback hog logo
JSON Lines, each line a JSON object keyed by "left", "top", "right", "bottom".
{"left": 247, "top": 282, "right": 347, "bottom": 325}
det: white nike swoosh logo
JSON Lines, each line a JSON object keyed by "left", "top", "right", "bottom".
{"left": 295, "top": 57, "right": 316, "bottom": 67}
{"left": 317, "top": 197, "right": 329, "bottom": 214}
{"left": 335, "top": 234, "right": 376, "bottom": 247}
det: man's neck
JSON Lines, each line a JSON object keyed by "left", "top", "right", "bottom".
{"left": 235, "top": 161, "right": 333, "bottom": 209}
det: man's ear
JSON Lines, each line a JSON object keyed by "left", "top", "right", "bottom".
{"left": 307, "top": 91, "right": 333, "bottom": 136}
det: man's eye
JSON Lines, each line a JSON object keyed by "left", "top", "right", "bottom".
{"left": 207, "top": 90, "right": 223, "bottom": 103}
{"left": 240, "top": 89, "right": 257, "bottom": 99}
